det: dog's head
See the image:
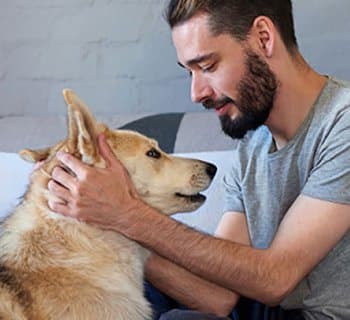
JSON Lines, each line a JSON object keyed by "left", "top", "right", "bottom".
{"left": 20, "top": 89, "right": 217, "bottom": 215}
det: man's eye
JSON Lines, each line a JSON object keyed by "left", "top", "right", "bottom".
{"left": 203, "top": 63, "right": 216, "bottom": 72}
{"left": 146, "top": 148, "right": 161, "bottom": 159}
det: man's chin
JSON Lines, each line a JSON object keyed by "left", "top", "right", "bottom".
{"left": 219, "top": 116, "right": 263, "bottom": 139}
{"left": 222, "top": 128, "right": 248, "bottom": 139}
{"left": 220, "top": 115, "right": 248, "bottom": 139}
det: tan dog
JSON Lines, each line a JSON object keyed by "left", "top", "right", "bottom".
{"left": 0, "top": 89, "right": 217, "bottom": 320}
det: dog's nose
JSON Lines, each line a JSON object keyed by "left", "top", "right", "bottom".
{"left": 206, "top": 163, "right": 217, "bottom": 179}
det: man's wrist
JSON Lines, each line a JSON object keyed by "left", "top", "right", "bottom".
{"left": 121, "top": 198, "right": 158, "bottom": 239}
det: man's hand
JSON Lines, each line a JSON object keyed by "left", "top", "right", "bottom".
{"left": 48, "top": 134, "right": 144, "bottom": 230}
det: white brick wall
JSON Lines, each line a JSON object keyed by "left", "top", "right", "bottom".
{"left": 0, "top": 0, "right": 349, "bottom": 116}
{"left": 0, "top": 0, "right": 194, "bottom": 116}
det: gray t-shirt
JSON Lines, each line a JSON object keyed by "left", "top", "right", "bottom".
{"left": 223, "top": 77, "right": 350, "bottom": 319}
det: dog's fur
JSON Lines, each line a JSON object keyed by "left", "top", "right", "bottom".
{"left": 0, "top": 90, "right": 216, "bottom": 320}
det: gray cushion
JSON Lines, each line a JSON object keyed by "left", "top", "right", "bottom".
{"left": 120, "top": 113, "right": 184, "bottom": 153}
{"left": 0, "top": 112, "right": 234, "bottom": 153}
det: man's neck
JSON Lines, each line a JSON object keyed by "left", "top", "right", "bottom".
{"left": 265, "top": 53, "right": 327, "bottom": 149}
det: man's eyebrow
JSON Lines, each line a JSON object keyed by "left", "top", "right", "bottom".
{"left": 177, "top": 53, "right": 217, "bottom": 69}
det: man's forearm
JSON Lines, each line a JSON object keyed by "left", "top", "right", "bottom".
{"left": 124, "top": 205, "right": 283, "bottom": 305}
{"left": 145, "top": 253, "right": 239, "bottom": 317}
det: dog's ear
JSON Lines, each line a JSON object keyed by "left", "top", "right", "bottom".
{"left": 19, "top": 147, "right": 52, "bottom": 163}
{"left": 63, "top": 89, "right": 100, "bottom": 164}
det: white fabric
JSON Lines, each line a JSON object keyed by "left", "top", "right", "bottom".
{"left": 0, "top": 152, "right": 33, "bottom": 220}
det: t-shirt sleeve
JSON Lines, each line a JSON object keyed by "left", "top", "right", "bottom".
{"left": 302, "top": 108, "right": 350, "bottom": 204}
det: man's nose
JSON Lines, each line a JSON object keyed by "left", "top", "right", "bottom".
{"left": 191, "top": 74, "right": 213, "bottom": 103}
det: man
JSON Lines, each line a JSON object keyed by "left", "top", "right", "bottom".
{"left": 48, "top": 0, "right": 350, "bottom": 319}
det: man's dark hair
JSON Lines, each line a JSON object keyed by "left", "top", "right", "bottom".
{"left": 165, "top": 0, "right": 298, "bottom": 52}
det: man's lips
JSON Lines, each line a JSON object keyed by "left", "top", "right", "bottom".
{"left": 214, "top": 103, "right": 231, "bottom": 116}
{"left": 203, "top": 97, "right": 234, "bottom": 116}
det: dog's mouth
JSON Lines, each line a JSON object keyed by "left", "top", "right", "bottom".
{"left": 175, "top": 192, "right": 206, "bottom": 203}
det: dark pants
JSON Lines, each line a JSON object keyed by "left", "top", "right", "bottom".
{"left": 144, "top": 282, "right": 238, "bottom": 319}
{"left": 159, "top": 310, "right": 230, "bottom": 320}
{"left": 145, "top": 282, "right": 303, "bottom": 320}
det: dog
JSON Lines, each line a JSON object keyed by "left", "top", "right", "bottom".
{"left": 0, "top": 89, "right": 217, "bottom": 320}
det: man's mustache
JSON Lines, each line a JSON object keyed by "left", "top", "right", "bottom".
{"left": 202, "top": 96, "right": 235, "bottom": 110}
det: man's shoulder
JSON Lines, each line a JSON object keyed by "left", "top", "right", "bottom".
{"left": 329, "top": 77, "right": 350, "bottom": 90}
{"left": 311, "top": 77, "right": 350, "bottom": 126}
{"left": 322, "top": 77, "right": 350, "bottom": 108}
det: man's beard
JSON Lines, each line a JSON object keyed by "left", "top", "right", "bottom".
{"left": 204, "top": 50, "right": 278, "bottom": 139}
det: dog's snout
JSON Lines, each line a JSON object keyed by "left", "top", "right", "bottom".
{"left": 206, "top": 163, "right": 217, "bottom": 179}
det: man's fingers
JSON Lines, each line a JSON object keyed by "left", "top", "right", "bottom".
{"left": 98, "top": 134, "right": 121, "bottom": 168}
{"left": 56, "top": 152, "right": 88, "bottom": 179}
{"left": 33, "top": 160, "right": 45, "bottom": 171}
{"left": 48, "top": 179, "right": 71, "bottom": 200}
{"left": 48, "top": 200, "right": 73, "bottom": 218}
{"left": 51, "top": 166, "right": 77, "bottom": 191}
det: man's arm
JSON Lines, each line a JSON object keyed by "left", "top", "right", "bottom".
{"left": 125, "top": 196, "right": 350, "bottom": 305}
{"left": 130, "top": 195, "right": 350, "bottom": 305}
{"left": 145, "top": 254, "right": 237, "bottom": 317}
{"left": 144, "top": 212, "right": 250, "bottom": 316}
{"left": 48, "top": 135, "right": 350, "bottom": 305}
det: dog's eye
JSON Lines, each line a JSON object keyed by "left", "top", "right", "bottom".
{"left": 146, "top": 148, "right": 161, "bottom": 159}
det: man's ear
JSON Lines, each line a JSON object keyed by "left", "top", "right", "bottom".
{"left": 249, "top": 16, "right": 275, "bottom": 58}
{"left": 19, "top": 147, "right": 52, "bottom": 163}
{"left": 64, "top": 89, "right": 99, "bottom": 165}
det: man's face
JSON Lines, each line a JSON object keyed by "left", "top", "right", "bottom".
{"left": 172, "top": 13, "right": 278, "bottom": 139}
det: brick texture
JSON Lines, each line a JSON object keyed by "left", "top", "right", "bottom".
{"left": 0, "top": 0, "right": 349, "bottom": 116}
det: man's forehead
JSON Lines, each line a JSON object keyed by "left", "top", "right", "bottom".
{"left": 171, "top": 15, "right": 219, "bottom": 65}
{"left": 171, "top": 13, "right": 211, "bottom": 41}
